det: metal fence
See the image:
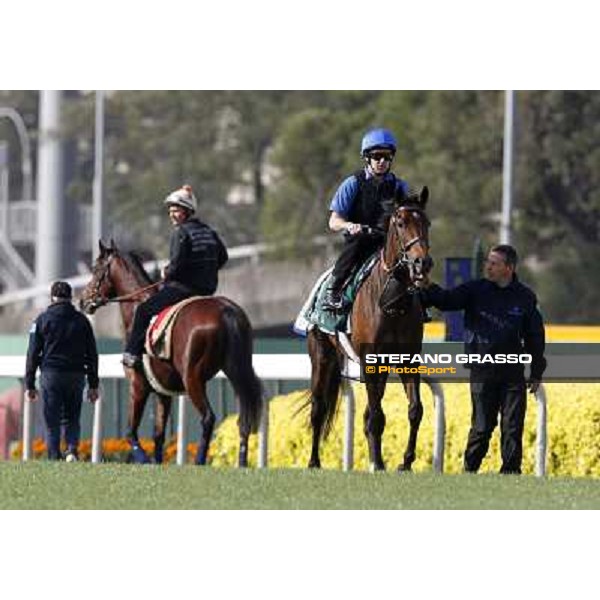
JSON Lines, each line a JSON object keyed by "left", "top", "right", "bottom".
{"left": 0, "top": 353, "right": 548, "bottom": 475}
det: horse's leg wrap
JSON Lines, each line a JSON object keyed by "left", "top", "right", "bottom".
{"left": 238, "top": 439, "right": 249, "bottom": 468}
{"left": 364, "top": 405, "right": 386, "bottom": 471}
{"left": 153, "top": 395, "right": 172, "bottom": 464}
{"left": 195, "top": 412, "right": 216, "bottom": 465}
{"left": 129, "top": 439, "right": 150, "bottom": 464}
{"left": 399, "top": 385, "right": 423, "bottom": 471}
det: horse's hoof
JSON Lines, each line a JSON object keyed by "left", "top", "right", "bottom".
{"left": 397, "top": 464, "right": 413, "bottom": 473}
{"left": 369, "top": 462, "right": 386, "bottom": 473}
{"left": 308, "top": 460, "right": 321, "bottom": 469}
{"left": 131, "top": 445, "right": 150, "bottom": 464}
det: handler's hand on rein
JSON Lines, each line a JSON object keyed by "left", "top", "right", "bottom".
{"left": 25, "top": 389, "right": 38, "bottom": 402}
{"left": 527, "top": 379, "right": 540, "bottom": 394}
{"left": 87, "top": 388, "right": 100, "bottom": 403}
{"left": 418, "top": 273, "right": 432, "bottom": 288}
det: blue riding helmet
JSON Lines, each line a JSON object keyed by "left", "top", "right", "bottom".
{"left": 360, "top": 128, "right": 397, "bottom": 156}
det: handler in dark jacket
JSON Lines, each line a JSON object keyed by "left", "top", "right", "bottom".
{"left": 25, "top": 281, "right": 99, "bottom": 461}
{"left": 420, "top": 244, "right": 546, "bottom": 474}
{"left": 122, "top": 184, "right": 228, "bottom": 369}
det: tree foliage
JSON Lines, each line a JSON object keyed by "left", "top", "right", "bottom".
{"left": 1, "top": 90, "right": 599, "bottom": 322}
{"left": 516, "top": 91, "right": 600, "bottom": 321}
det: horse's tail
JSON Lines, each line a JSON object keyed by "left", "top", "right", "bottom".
{"left": 302, "top": 329, "right": 342, "bottom": 440}
{"left": 316, "top": 357, "right": 343, "bottom": 440}
{"left": 221, "top": 305, "right": 263, "bottom": 434}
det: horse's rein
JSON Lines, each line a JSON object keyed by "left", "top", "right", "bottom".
{"left": 90, "top": 254, "right": 162, "bottom": 307}
{"left": 380, "top": 235, "right": 425, "bottom": 273}
{"left": 108, "top": 281, "right": 162, "bottom": 304}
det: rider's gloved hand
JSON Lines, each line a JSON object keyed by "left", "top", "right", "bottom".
{"left": 344, "top": 223, "right": 363, "bottom": 236}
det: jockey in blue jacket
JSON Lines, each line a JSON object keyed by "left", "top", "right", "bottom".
{"left": 323, "top": 128, "right": 410, "bottom": 310}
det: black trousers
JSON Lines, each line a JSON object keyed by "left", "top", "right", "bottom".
{"left": 464, "top": 371, "right": 527, "bottom": 474}
{"left": 125, "top": 285, "right": 191, "bottom": 356}
{"left": 331, "top": 235, "right": 382, "bottom": 288}
{"left": 40, "top": 370, "right": 85, "bottom": 459}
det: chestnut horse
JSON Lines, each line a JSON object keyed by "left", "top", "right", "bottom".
{"left": 308, "top": 187, "right": 432, "bottom": 471}
{"left": 80, "top": 240, "right": 263, "bottom": 466}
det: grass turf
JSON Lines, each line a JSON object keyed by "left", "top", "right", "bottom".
{"left": 2, "top": 462, "right": 600, "bottom": 509}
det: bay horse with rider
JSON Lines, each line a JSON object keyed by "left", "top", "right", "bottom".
{"left": 308, "top": 181, "right": 432, "bottom": 471}
{"left": 80, "top": 184, "right": 262, "bottom": 466}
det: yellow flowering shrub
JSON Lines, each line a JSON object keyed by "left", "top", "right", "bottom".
{"left": 12, "top": 384, "right": 600, "bottom": 474}
{"left": 210, "top": 383, "right": 600, "bottom": 476}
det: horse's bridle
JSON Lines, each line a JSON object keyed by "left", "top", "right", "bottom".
{"left": 86, "top": 254, "right": 114, "bottom": 311}
{"left": 85, "top": 252, "right": 161, "bottom": 311}
{"left": 380, "top": 206, "right": 430, "bottom": 279}
{"left": 377, "top": 206, "right": 431, "bottom": 316}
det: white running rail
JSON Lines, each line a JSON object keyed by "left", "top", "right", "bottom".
{"left": 0, "top": 353, "right": 546, "bottom": 475}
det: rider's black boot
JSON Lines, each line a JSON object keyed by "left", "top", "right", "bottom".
{"left": 322, "top": 287, "right": 344, "bottom": 311}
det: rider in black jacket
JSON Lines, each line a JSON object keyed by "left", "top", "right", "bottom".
{"left": 122, "top": 185, "right": 228, "bottom": 369}
{"left": 420, "top": 244, "right": 546, "bottom": 474}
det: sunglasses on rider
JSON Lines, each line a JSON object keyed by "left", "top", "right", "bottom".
{"left": 368, "top": 152, "right": 394, "bottom": 162}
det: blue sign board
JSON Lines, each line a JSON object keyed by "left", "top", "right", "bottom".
{"left": 444, "top": 257, "right": 472, "bottom": 341}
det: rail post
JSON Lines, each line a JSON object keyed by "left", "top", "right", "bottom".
{"left": 91, "top": 391, "right": 103, "bottom": 463}
{"left": 176, "top": 395, "right": 188, "bottom": 465}
{"left": 535, "top": 384, "right": 547, "bottom": 477}
{"left": 258, "top": 395, "right": 269, "bottom": 468}
{"left": 424, "top": 379, "right": 446, "bottom": 473}
{"left": 342, "top": 358, "right": 355, "bottom": 471}
{"left": 21, "top": 394, "right": 34, "bottom": 461}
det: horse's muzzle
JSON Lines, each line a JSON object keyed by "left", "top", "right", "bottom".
{"left": 411, "top": 256, "right": 434, "bottom": 283}
{"left": 422, "top": 255, "right": 434, "bottom": 273}
{"left": 79, "top": 297, "right": 102, "bottom": 314}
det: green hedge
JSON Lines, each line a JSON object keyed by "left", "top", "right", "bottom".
{"left": 210, "top": 383, "right": 600, "bottom": 476}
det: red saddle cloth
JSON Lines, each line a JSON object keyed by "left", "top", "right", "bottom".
{"left": 144, "top": 297, "right": 200, "bottom": 360}
{"left": 145, "top": 306, "right": 173, "bottom": 358}
{"left": 148, "top": 306, "right": 171, "bottom": 339}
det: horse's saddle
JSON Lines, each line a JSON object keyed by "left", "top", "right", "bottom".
{"left": 141, "top": 297, "right": 202, "bottom": 397}
{"left": 144, "top": 296, "right": 200, "bottom": 361}
{"left": 294, "top": 253, "right": 379, "bottom": 336}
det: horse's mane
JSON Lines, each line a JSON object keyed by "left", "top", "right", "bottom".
{"left": 125, "top": 251, "right": 154, "bottom": 285}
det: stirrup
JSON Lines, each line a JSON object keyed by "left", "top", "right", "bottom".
{"left": 322, "top": 290, "right": 344, "bottom": 311}
{"left": 122, "top": 352, "right": 142, "bottom": 369}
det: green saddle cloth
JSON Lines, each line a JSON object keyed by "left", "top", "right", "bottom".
{"left": 302, "top": 253, "right": 379, "bottom": 335}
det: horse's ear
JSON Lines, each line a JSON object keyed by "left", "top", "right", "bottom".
{"left": 419, "top": 186, "right": 429, "bottom": 207}
{"left": 395, "top": 187, "right": 409, "bottom": 206}
{"left": 98, "top": 239, "right": 106, "bottom": 255}
{"left": 109, "top": 238, "right": 116, "bottom": 250}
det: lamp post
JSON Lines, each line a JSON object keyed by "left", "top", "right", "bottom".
{"left": 501, "top": 90, "right": 516, "bottom": 245}
{"left": 36, "top": 91, "right": 65, "bottom": 292}
{"left": 92, "top": 91, "right": 105, "bottom": 257}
